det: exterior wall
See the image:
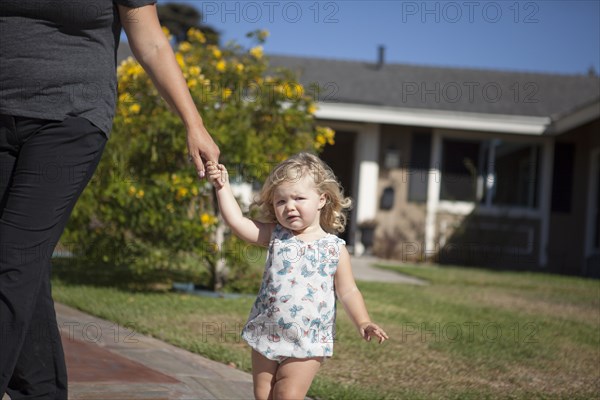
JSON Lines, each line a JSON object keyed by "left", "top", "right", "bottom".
{"left": 373, "top": 125, "right": 428, "bottom": 260}
{"left": 547, "top": 118, "right": 600, "bottom": 275}
{"left": 371, "top": 125, "right": 553, "bottom": 269}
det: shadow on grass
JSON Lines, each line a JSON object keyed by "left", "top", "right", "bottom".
{"left": 51, "top": 256, "right": 202, "bottom": 292}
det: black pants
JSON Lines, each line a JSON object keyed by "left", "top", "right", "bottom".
{"left": 0, "top": 115, "right": 107, "bottom": 399}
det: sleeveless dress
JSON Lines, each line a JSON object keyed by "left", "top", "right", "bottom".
{"left": 241, "top": 224, "right": 346, "bottom": 362}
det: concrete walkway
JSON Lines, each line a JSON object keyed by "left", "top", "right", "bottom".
{"left": 2, "top": 256, "right": 422, "bottom": 400}
{"left": 350, "top": 256, "right": 428, "bottom": 285}
{"left": 58, "top": 303, "right": 254, "bottom": 400}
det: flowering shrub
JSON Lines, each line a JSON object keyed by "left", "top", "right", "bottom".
{"left": 63, "top": 29, "right": 334, "bottom": 290}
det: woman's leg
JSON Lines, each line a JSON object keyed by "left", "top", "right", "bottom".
{"left": 0, "top": 116, "right": 107, "bottom": 398}
{"left": 251, "top": 349, "right": 278, "bottom": 400}
{"left": 272, "top": 357, "right": 323, "bottom": 400}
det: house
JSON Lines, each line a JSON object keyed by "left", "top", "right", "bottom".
{"left": 117, "top": 43, "right": 600, "bottom": 276}
{"left": 268, "top": 54, "right": 600, "bottom": 277}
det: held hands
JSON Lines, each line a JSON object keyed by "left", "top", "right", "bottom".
{"left": 359, "top": 322, "right": 389, "bottom": 344}
{"left": 187, "top": 125, "right": 220, "bottom": 179}
{"left": 206, "top": 161, "right": 229, "bottom": 189}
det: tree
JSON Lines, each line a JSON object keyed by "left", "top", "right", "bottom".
{"left": 157, "top": 3, "right": 219, "bottom": 44}
{"left": 63, "top": 29, "right": 335, "bottom": 291}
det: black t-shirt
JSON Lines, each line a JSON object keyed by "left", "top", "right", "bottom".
{"left": 0, "top": 0, "right": 156, "bottom": 136}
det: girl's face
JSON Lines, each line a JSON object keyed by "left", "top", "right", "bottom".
{"left": 272, "top": 173, "right": 326, "bottom": 235}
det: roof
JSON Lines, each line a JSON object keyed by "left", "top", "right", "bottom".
{"left": 117, "top": 42, "right": 599, "bottom": 120}
{"left": 268, "top": 54, "right": 600, "bottom": 120}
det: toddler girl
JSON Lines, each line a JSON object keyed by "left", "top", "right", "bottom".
{"left": 207, "top": 153, "right": 388, "bottom": 400}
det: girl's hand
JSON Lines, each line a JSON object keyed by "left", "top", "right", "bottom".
{"left": 206, "top": 161, "right": 228, "bottom": 189}
{"left": 359, "top": 322, "right": 389, "bottom": 344}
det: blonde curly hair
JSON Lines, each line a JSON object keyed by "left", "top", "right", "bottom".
{"left": 253, "top": 153, "right": 352, "bottom": 233}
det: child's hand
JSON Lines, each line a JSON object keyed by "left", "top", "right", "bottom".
{"left": 359, "top": 322, "right": 389, "bottom": 344}
{"left": 206, "top": 161, "right": 228, "bottom": 189}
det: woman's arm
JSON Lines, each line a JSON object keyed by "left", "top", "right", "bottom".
{"left": 207, "top": 163, "right": 274, "bottom": 247}
{"left": 118, "top": 4, "right": 219, "bottom": 178}
{"left": 335, "top": 246, "right": 389, "bottom": 343}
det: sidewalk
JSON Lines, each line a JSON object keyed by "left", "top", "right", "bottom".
{"left": 61, "top": 303, "right": 253, "bottom": 400}
{"left": 350, "top": 255, "right": 428, "bottom": 285}
{"left": 3, "top": 256, "right": 421, "bottom": 400}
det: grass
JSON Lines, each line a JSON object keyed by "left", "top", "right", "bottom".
{"left": 51, "top": 259, "right": 600, "bottom": 400}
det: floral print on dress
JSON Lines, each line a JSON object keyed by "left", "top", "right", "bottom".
{"left": 241, "top": 224, "right": 345, "bottom": 362}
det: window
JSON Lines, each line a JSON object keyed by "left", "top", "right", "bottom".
{"left": 408, "top": 133, "right": 431, "bottom": 202}
{"left": 551, "top": 143, "right": 575, "bottom": 213}
{"left": 595, "top": 159, "right": 600, "bottom": 250}
{"left": 440, "top": 139, "right": 485, "bottom": 202}
{"left": 493, "top": 142, "right": 540, "bottom": 208}
{"left": 440, "top": 138, "right": 541, "bottom": 208}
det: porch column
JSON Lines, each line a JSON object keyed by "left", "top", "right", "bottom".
{"left": 353, "top": 123, "right": 380, "bottom": 255}
{"left": 539, "top": 139, "right": 554, "bottom": 267}
{"left": 425, "top": 131, "right": 442, "bottom": 260}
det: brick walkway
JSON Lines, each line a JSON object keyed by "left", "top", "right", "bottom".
{"left": 57, "top": 303, "right": 254, "bottom": 400}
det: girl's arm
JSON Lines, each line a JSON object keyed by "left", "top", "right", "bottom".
{"left": 335, "top": 246, "right": 389, "bottom": 343}
{"left": 207, "top": 162, "right": 274, "bottom": 247}
{"left": 118, "top": 4, "right": 219, "bottom": 178}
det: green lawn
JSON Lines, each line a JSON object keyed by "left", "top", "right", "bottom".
{"left": 51, "top": 260, "right": 600, "bottom": 400}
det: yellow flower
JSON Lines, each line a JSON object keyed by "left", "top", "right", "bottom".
{"left": 189, "top": 66, "right": 201, "bottom": 76}
{"left": 216, "top": 60, "right": 226, "bottom": 72}
{"left": 275, "top": 153, "right": 286, "bottom": 162}
{"left": 161, "top": 26, "right": 171, "bottom": 38}
{"left": 236, "top": 63, "right": 245, "bottom": 73}
{"left": 212, "top": 47, "right": 222, "bottom": 59}
{"left": 308, "top": 104, "right": 318, "bottom": 114}
{"left": 128, "top": 186, "right": 137, "bottom": 196}
{"left": 191, "top": 186, "right": 199, "bottom": 196}
{"left": 187, "top": 28, "right": 206, "bottom": 43}
{"left": 285, "top": 83, "right": 304, "bottom": 99}
{"left": 179, "top": 41, "right": 192, "bottom": 53}
{"left": 135, "top": 189, "right": 145, "bottom": 199}
{"left": 222, "top": 88, "right": 232, "bottom": 100}
{"left": 128, "top": 103, "right": 141, "bottom": 114}
{"left": 258, "top": 30, "right": 270, "bottom": 40}
{"left": 323, "top": 127, "right": 335, "bottom": 144}
{"left": 175, "top": 53, "right": 185, "bottom": 68}
{"left": 249, "top": 46, "right": 263, "bottom": 59}
{"left": 125, "top": 63, "right": 144, "bottom": 78}
{"left": 187, "top": 79, "right": 198, "bottom": 89}
{"left": 315, "top": 127, "right": 335, "bottom": 147}
{"left": 201, "top": 213, "right": 216, "bottom": 226}
{"left": 176, "top": 187, "right": 189, "bottom": 200}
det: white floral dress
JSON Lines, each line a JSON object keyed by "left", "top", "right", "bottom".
{"left": 241, "top": 224, "right": 345, "bottom": 362}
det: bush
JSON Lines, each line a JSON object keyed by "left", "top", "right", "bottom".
{"left": 63, "top": 29, "right": 333, "bottom": 291}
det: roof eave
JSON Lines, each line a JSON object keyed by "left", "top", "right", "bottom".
{"left": 314, "top": 102, "right": 551, "bottom": 135}
{"left": 546, "top": 99, "right": 600, "bottom": 135}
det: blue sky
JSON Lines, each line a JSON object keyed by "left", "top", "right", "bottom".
{"left": 161, "top": 0, "right": 600, "bottom": 75}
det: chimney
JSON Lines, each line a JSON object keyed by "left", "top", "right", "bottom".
{"left": 376, "top": 45, "right": 385, "bottom": 69}
{"left": 588, "top": 65, "right": 597, "bottom": 77}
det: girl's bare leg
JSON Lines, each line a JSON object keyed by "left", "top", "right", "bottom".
{"left": 272, "top": 357, "right": 323, "bottom": 400}
{"left": 251, "top": 349, "right": 278, "bottom": 400}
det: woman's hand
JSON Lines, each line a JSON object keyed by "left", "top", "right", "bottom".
{"left": 187, "top": 125, "right": 220, "bottom": 179}
{"left": 359, "top": 322, "right": 389, "bottom": 344}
